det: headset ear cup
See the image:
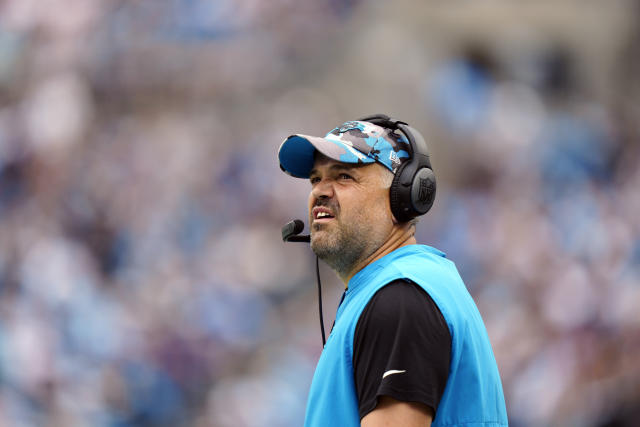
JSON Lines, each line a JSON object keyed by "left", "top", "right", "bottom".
{"left": 390, "top": 164, "right": 436, "bottom": 223}
{"left": 389, "top": 162, "right": 413, "bottom": 223}
{"left": 410, "top": 167, "right": 436, "bottom": 215}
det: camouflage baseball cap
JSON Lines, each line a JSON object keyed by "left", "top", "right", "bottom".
{"left": 278, "top": 120, "right": 411, "bottom": 178}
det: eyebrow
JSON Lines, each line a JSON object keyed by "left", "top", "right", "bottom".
{"left": 309, "top": 163, "right": 366, "bottom": 178}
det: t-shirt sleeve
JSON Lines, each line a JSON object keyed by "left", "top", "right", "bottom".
{"left": 353, "top": 279, "right": 451, "bottom": 420}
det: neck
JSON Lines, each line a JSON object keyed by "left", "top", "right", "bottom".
{"left": 340, "top": 223, "right": 417, "bottom": 286}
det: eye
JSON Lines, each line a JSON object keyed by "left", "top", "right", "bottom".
{"left": 339, "top": 173, "right": 353, "bottom": 180}
{"left": 310, "top": 176, "right": 320, "bottom": 185}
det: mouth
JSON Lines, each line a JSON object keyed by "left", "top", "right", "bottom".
{"left": 312, "top": 207, "right": 336, "bottom": 224}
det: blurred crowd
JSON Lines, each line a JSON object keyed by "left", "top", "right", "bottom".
{"left": 0, "top": 1, "right": 638, "bottom": 426}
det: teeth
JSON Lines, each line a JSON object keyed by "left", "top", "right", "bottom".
{"left": 317, "top": 212, "right": 330, "bottom": 218}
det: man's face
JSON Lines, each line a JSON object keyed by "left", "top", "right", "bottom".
{"left": 307, "top": 153, "right": 395, "bottom": 275}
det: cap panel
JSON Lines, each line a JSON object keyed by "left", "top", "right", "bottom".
{"left": 326, "top": 121, "right": 374, "bottom": 156}
{"left": 370, "top": 129, "right": 411, "bottom": 173}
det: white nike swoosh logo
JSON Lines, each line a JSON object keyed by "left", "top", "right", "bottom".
{"left": 382, "top": 369, "right": 406, "bottom": 379}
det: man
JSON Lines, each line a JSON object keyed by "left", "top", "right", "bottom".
{"left": 278, "top": 115, "right": 507, "bottom": 427}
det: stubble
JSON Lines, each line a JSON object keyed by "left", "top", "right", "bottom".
{"left": 311, "top": 221, "right": 369, "bottom": 277}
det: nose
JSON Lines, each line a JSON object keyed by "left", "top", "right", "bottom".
{"left": 310, "top": 178, "right": 334, "bottom": 201}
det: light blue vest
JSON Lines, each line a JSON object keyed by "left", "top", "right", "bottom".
{"left": 304, "top": 245, "right": 507, "bottom": 427}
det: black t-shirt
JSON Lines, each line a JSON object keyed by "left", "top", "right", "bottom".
{"left": 352, "top": 279, "right": 451, "bottom": 419}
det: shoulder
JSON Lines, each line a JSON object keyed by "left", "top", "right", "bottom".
{"left": 355, "top": 278, "right": 449, "bottom": 341}
{"left": 360, "top": 279, "right": 441, "bottom": 322}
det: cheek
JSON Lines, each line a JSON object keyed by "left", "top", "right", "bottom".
{"left": 369, "top": 191, "right": 394, "bottom": 225}
{"left": 371, "top": 187, "right": 391, "bottom": 211}
{"left": 348, "top": 189, "right": 391, "bottom": 221}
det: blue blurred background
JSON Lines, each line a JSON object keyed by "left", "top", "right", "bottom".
{"left": 0, "top": 0, "right": 638, "bottom": 426}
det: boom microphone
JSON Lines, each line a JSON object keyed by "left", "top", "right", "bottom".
{"left": 282, "top": 219, "right": 310, "bottom": 242}
{"left": 281, "top": 218, "right": 326, "bottom": 346}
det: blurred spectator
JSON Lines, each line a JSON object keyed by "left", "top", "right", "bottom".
{"left": 0, "top": 1, "right": 638, "bottom": 426}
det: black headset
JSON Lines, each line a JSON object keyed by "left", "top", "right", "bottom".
{"left": 357, "top": 114, "right": 436, "bottom": 223}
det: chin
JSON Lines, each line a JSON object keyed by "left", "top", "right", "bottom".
{"left": 310, "top": 234, "right": 337, "bottom": 257}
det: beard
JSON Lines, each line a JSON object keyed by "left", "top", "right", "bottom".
{"left": 310, "top": 219, "right": 372, "bottom": 278}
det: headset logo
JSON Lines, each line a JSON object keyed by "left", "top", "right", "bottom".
{"left": 417, "top": 178, "right": 431, "bottom": 203}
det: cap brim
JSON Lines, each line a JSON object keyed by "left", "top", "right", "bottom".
{"left": 278, "top": 134, "right": 372, "bottom": 179}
